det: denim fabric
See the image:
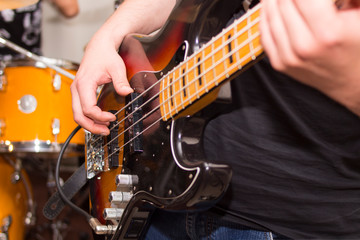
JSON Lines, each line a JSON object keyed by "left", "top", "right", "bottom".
{"left": 145, "top": 210, "right": 290, "bottom": 240}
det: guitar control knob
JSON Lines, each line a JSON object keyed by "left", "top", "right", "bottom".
{"left": 109, "top": 191, "right": 132, "bottom": 204}
{"left": 103, "top": 208, "right": 124, "bottom": 220}
{"left": 116, "top": 174, "right": 139, "bottom": 187}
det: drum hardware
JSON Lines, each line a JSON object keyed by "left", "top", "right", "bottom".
{"left": 4, "top": 156, "right": 36, "bottom": 227}
{"left": 0, "top": 77, "right": 5, "bottom": 91}
{"left": 18, "top": 94, "right": 38, "bottom": 114}
{"left": 0, "top": 57, "right": 85, "bottom": 156}
{"left": 0, "top": 37, "right": 75, "bottom": 80}
{"left": 10, "top": 158, "right": 23, "bottom": 183}
{"left": 0, "top": 215, "right": 11, "bottom": 240}
{"left": 52, "top": 118, "right": 61, "bottom": 136}
{"left": 0, "top": 0, "right": 39, "bottom": 10}
{"left": 0, "top": 63, "right": 6, "bottom": 91}
{"left": 52, "top": 73, "right": 62, "bottom": 91}
{"left": 0, "top": 120, "right": 5, "bottom": 137}
{"left": 0, "top": 155, "right": 36, "bottom": 239}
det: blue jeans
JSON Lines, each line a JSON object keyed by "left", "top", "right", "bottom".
{"left": 145, "top": 210, "right": 290, "bottom": 240}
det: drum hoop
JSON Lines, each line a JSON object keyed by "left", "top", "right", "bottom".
{"left": 0, "top": 141, "right": 84, "bottom": 154}
{"left": 2, "top": 56, "right": 79, "bottom": 70}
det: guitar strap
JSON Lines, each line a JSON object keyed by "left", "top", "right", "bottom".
{"left": 42, "top": 162, "right": 88, "bottom": 220}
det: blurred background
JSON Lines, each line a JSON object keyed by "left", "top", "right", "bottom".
{"left": 0, "top": 1, "right": 117, "bottom": 239}
{"left": 42, "top": 0, "right": 114, "bottom": 63}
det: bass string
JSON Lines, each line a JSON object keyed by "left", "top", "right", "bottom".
{"left": 92, "top": 15, "right": 262, "bottom": 159}
{"left": 101, "top": 32, "right": 263, "bottom": 163}
{"left": 88, "top": 8, "right": 261, "bottom": 148}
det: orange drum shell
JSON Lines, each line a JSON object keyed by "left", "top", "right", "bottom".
{"left": 0, "top": 64, "right": 84, "bottom": 147}
{"left": 0, "top": 155, "right": 30, "bottom": 240}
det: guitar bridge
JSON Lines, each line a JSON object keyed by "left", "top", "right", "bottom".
{"left": 86, "top": 131, "right": 105, "bottom": 179}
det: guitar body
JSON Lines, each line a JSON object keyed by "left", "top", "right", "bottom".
{"left": 88, "top": 0, "right": 260, "bottom": 239}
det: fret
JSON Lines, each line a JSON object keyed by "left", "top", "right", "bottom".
{"left": 224, "top": 28, "right": 236, "bottom": 78}
{"left": 213, "top": 33, "right": 224, "bottom": 86}
{"left": 181, "top": 68, "right": 187, "bottom": 98}
{"left": 160, "top": 76, "right": 170, "bottom": 121}
{"left": 233, "top": 19, "right": 242, "bottom": 70}
{"left": 221, "top": 34, "right": 227, "bottom": 82}
{"left": 186, "top": 58, "right": 194, "bottom": 105}
{"left": 194, "top": 56, "right": 200, "bottom": 100}
{"left": 159, "top": 3, "right": 263, "bottom": 121}
{"left": 201, "top": 49, "right": 209, "bottom": 95}
{"left": 180, "top": 68, "right": 186, "bottom": 110}
{"left": 247, "top": 12, "right": 256, "bottom": 61}
{"left": 210, "top": 42, "right": 216, "bottom": 91}
{"left": 250, "top": 8, "right": 262, "bottom": 58}
{"left": 173, "top": 68, "right": 180, "bottom": 114}
{"left": 167, "top": 75, "right": 173, "bottom": 118}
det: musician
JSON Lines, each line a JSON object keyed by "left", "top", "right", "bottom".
{"left": 71, "top": 0, "right": 360, "bottom": 239}
{"left": 0, "top": 0, "right": 79, "bottom": 61}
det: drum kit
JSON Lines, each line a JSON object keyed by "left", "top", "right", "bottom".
{"left": 0, "top": 1, "right": 85, "bottom": 239}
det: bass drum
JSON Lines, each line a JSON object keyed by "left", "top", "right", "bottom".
{"left": 0, "top": 155, "right": 32, "bottom": 240}
{"left": 0, "top": 57, "right": 84, "bottom": 158}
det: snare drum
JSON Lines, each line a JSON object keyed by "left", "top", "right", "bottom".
{"left": 0, "top": 155, "right": 32, "bottom": 240}
{"left": 0, "top": 57, "right": 84, "bottom": 157}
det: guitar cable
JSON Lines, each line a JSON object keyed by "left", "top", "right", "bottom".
{"left": 55, "top": 125, "right": 92, "bottom": 221}
{"left": 55, "top": 126, "right": 121, "bottom": 239}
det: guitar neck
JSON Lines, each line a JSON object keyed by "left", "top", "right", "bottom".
{"left": 159, "top": 3, "right": 262, "bottom": 121}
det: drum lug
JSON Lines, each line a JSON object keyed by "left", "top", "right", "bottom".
{"left": 0, "top": 69, "right": 6, "bottom": 92}
{"left": 18, "top": 95, "right": 37, "bottom": 114}
{"left": 0, "top": 215, "right": 12, "bottom": 240}
{"left": 10, "top": 158, "right": 23, "bottom": 184}
{"left": 52, "top": 118, "right": 61, "bottom": 136}
{"left": 0, "top": 119, "right": 5, "bottom": 137}
{"left": 52, "top": 73, "right": 62, "bottom": 91}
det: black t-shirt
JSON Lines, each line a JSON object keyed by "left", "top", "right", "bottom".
{"left": 0, "top": 2, "right": 42, "bottom": 61}
{"left": 203, "top": 57, "right": 360, "bottom": 239}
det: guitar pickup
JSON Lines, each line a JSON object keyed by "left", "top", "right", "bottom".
{"left": 107, "top": 114, "right": 120, "bottom": 169}
{"left": 125, "top": 93, "right": 143, "bottom": 154}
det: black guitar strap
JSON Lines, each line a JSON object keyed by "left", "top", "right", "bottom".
{"left": 42, "top": 162, "right": 88, "bottom": 220}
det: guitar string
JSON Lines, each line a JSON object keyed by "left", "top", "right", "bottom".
{"left": 106, "top": 45, "right": 264, "bottom": 163}
{"left": 88, "top": 4, "right": 261, "bottom": 146}
{"left": 89, "top": 15, "right": 262, "bottom": 162}
{"left": 102, "top": 34, "right": 263, "bottom": 163}
{"left": 88, "top": 16, "right": 261, "bottom": 158}
{"left": 88, "top": 4, "right": 261, "bottom": 148}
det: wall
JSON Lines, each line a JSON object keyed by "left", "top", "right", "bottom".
{"left": 41, "top": 0, "right": 115, "bottom": 64}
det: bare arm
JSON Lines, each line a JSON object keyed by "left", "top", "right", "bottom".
{"left": 51, "top": 0, "right": 79, "bottom": 18}
{"left": 71, "top": 0, "right": 177, "bottom": 135}
{"left": 261, "top": 0, "right": 360, "bottom": 116}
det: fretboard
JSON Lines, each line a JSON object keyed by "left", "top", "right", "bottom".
{"left": 159, "top": 3, "right": 262, "bottom": 121}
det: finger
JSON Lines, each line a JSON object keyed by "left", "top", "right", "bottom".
{"left": 291, "top": 0, "right": 338, "bottom": 37}
{"left": 71, "top": 83, "right": 111, "bottom": 135}
{"left": 74, "top": 71, "right": 116, "bottom": 124}
{"left": 275, "top": 0, "right": 319, "bottom": 59}
{"left": 261, "top": 0, "right": 298, "bottom": 69}
{"left": 260, "top": 0, "right": 278, "bottom": 62}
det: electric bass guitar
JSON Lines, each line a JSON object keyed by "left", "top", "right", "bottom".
{"left": 86, "top": 0, "right": 263, "bottom": 239}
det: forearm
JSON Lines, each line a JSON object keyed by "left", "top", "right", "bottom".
{"left": 94, "top": 0, "right": 177, "bottom": 50}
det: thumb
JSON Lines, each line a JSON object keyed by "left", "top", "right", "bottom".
{"left": 109, "top": 57, "right": 134, "bottom": 96}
